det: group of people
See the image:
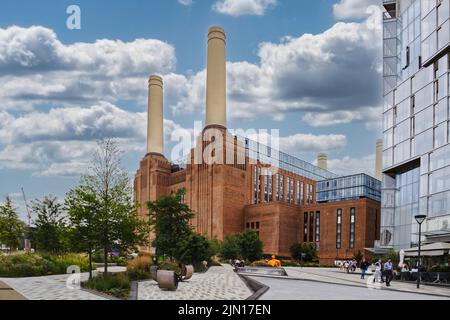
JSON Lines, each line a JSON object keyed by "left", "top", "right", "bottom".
{"left": 340, "top": 259, "right": 358, "bottom": 273}
{"left": 370, "top": 259, "right": 395, "bottom": 286}
{"left": 339, "top": 258, "right": 396, "bottom": 287}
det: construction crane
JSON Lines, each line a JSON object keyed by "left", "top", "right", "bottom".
{"left": 21, "top": 188, "right": 32, "bottom": 251}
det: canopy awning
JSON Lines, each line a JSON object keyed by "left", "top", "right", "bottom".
{"left": 403, "top": 242, "right": 450, "bottom": 257}
{"left": 405, "top": 250, "right": 446, "bottom": 257}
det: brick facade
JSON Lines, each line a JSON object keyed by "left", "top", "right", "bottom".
{"left": 134, "top": 133, "right": 381, "bottom": 264}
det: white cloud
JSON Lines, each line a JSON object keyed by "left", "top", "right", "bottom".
{"left": 248, "top": 132, "right": 347, "bottom": 154}
{"left": 178, "top": 0, "right": 193, "bottom": 5}
{"left": 172, "top": 17, "right": 382, "bottom": 129}
{"left": 333, "top": 0, "right": 380, "bottom": 20}
{"left": 0, "top": 103, "right": 188, "bottom": 176}
{"left": 212, "top": 0, "right": 277, "bottom": 17}
{"left": 0, "top": 25, "right": 176, "bottom": 110}
{"left": 302, "top": 106, "right": 382, "bottom": 131}
{"left": 326, "top": 154, "right": 376, "bottom": 177}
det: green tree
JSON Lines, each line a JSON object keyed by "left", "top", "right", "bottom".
{"left": 65, "top": 182, "right": 101, "bottom": 279}
{"left": 207, "top": 238, "right": 222, "bottom": 258}
{"left": 31, "top": 196, "right": 68, "bottom": 254}
{"left": 290, "top": 243, "right": 318, "bottom": 263}
{"left": 236, "top": 230, "right": 263, "bottom": 262}
{"left": 147, "top": 189, "right": 194, "bottom": 260}
{"left": 354, "top": 250, "right": 364, "bottom": 265}
{"left": 66, "top": 139, "right": 150, "bottom": 276}
{"left": 175, "top": 232, "right": 212, "bottom": 266}
{"left": 0, "top": 197, "right": 25, "bottom": 252}
{"left": 220, "top": 234, "right": 240, "bottom": 260}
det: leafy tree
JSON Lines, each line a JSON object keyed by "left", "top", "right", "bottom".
{"left": 65, "top": 139, "right": 150, "bottom": 276}
{"left": 65, "top": 182, "right": 102, "bottom": 279}
{"left": 220, "top": 234, "right": 240, "bottom": 260}
{"left": 31, "top": 196, "right": 68, "bottom": 254}
{"left": 207, "top": 238, "right": 222, "bottom": 258}
{"left": 0, "top": 197, "right": 25, "bottom": 252}
{"left": 175, "top": 232, "right": 211, "bottom": 266}
{"left": 147, "top": 189, "right": 194, "bottom": 260}
{"left": 236, "top": 230, "right": 263, "bottom": 262}
{"left": 354, "top": 250, "right": 364, "bottom": 265}
{"left": 290, "top": 243, "right": 318, "bottom": 262}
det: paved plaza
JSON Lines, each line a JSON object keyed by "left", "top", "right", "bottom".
{"left": 0, "top": 267, "right": 125, "bottom": 300}
{"left": 138, "top": 265, "right": 252, "bottom": 300}
{"left": 253, "top": 276, "right": 450, "bottom": 300}
{"left": 283, "top": 267, "right": 450, "bottom": 298}
{"left": 1, "top": 265, "right": 449, "bottom": 300}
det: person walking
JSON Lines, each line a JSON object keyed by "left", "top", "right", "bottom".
{"left": 373, "top": 259, "right": 382, "bottom": 283}
{"left": 384, "top": 259, "right": 394, "bottom": 287}
{"left": 343, "top": 260, "right": 349, "bottom": 273}
{"left": 360, "top": 259, "right": 370, "bottom": 280}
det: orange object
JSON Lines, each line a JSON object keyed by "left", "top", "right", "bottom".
{"left": 267, "top": 256, "right": 281, "bottom": 268}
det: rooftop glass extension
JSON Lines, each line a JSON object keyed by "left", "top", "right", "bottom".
{"left": 316, "top": 173, "right": 382, "bottom": 203}
{"left": 171, "top": 134, "right": 339, "bottom": 181}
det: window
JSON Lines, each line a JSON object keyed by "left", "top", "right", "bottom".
{"left": 350, "top": 208, "right": 356, "bottom": 249}
{"left": 247, "top": 221, "right": 260, "bottom": 237}
{"left": 300, "top": 182, "right": 304, "bottom": 204}
{"left": 276, "top": 174, "right": 280, "bottom": 201}
{"left": 180, "top": 191, "right": 186, "bottom": 204}
{"left": 309, "top": 212, "right": 314, "bottom": 243}
{"left": 264, "top": 174, "right": 268, "bottom": 202}
{"left": 268, "top": 172, "right": 273, "bottom": 202}
{"left": 296, "top": 181, "right": 300, "bottom": 205}
{"left": 253, "top": 166, "right": 258, "bottom": 204}
{"left": 286, "top": 177, "right": 291, "bottom": 203}
{"left": 315, "top": 212, "right": 320, "bottom": 242}
{"left": 303, "top": 212, "right": 308, "bottom": 242}
{"left": 336, "top": 209, "right": 342, "bottom": 249}
{"left": 306, "top": 184, "right": 310, "bottom": 204}
{"left": 290, "top": 178, "right": 294, "bottom": 204}
{"left": 257, "top": 167, "right": 261, "bottom": 203}
{"left": 280, "top": 175, "right": 284, "bottom": 200}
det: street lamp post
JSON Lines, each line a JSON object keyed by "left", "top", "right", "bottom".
{"left": 414, "top": 215, "right": 426, "bottom": 289}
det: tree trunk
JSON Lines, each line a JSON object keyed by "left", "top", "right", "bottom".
{"left": 88, "top": 249, "right": 93, "bottom": 280}
{"left": 104, "top": 248, "right": 108, "bottom": 275}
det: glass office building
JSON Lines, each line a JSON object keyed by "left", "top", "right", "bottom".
{"left": 316, "top": 174, "right": 382, "bottom": 203}
{"left": 382, "top": 0, "right": 450, "bottom": 250}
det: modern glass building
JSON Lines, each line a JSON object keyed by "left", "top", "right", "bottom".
{"left": 317, "top": 174, "right": 382, "bottom": 203}
{"left": 381, "top": 0, "right": 450, "bottom": 250}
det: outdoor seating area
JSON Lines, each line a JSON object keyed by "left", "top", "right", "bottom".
{"left": 397, "top": 242, "right": 450, "bottom": 285}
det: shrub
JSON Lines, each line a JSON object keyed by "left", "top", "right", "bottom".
{"left": 175, "top": 233, "right": 212, "bottom": 266}
{"left": 236, "top": 230, "right": 263, "bottom": 262}
{"left": 158, "top": 261, "right": 181, "bottom": 274}
{"left": 45, "top": 253, "right": 94, "bottom": 273}
{"left": 115, "top": 257, "right": 128, "bottom": 266}
{"left": 0, "top": 253, "right": 54, "bottom": 277}
{"left": 220, "top": 235, "right": 240, "bottom": 260}
{"left": 290, "top": 243, "right": 318, "bottom": 262}
{"left": 280, "top": 259, "right": 301, "bottom": 267}
{"left": 250, "top": 260, "right": 270, "bottom": 267}
{"left": 0, "top": 253, "right": 94, "bottom": 277}
{"left": 207, "top": 238, "right": 222, "bottom": 258}
{"left": 82, "top": 273, "right": 130, "bottom": 299}
{"left": 127, "top": 256, "right": 152, "bottom": 281}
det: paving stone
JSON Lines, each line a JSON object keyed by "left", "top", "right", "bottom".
{"left": 138, "top": 265, "right": 252, "bottom": 300}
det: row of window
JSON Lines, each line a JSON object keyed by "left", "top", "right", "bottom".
{"left": 303, "top": 211, "right": 320, "bottom": 243}
{"left": 336, "top": 208, "right": 356, "bottom": 249}
{"left": 253, "top": 166, "right": 314, "bottom": 205}
{"left": 246, "top": 221, "right": 260, "bottom": 237}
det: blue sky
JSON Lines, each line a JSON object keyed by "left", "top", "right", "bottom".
{"left": 0, "top": 0, "right": 382, "bottom": 219}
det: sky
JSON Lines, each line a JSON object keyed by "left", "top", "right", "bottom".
{"left": 0, "top": 0, "right": 382, "bottom": 220}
